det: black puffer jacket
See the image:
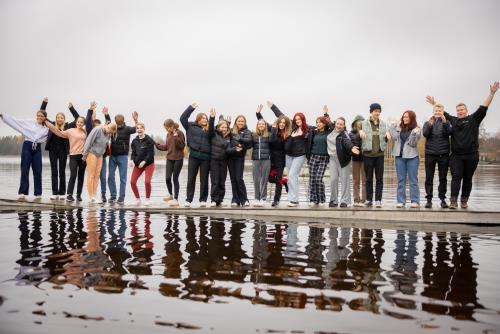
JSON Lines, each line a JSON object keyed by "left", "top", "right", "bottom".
{"left": 180, "top": 105, "right": 211, "bottom": 154}
{"left": 110, "top": 124, "right": 136, "bottom": 156}
{"left": 336, "top": 131, "right": 355, "bottom": 168}
{"left": 209, "top": 116, "right": 231, "bottom": 160}
{"left": 227, "top": 127, "right": 252, "bottom": 158}
{"left": 422, "top": 118, "right": 451, "bottom": 155}
{"left": 349, "top": 129, "right": 363, "bottom": 161}
{"left": 130, "top": 134, "right": 155, "bottom": 168}
{"left": 251, "top": 134, "right": 271, "bottom": 160}
{"left": 269, "top": 128, "right": 286, "bottom": 168}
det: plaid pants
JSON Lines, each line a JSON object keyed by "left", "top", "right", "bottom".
{"left": 308, "top": 154, "right": 329, "bottom": 203}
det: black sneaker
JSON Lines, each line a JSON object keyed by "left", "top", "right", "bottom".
{"left": 339, "top": 203, "right": 348, "bottom": 208}
{"left": 76, "top": 195, "right": 82, "bottom": 202}
{"left": 440, "top": 200, "right": 449, "bottom": 209}
{"left": 271, "top": 201, "right": 279, "bottom": 207}
{"left": 117, "top": 197, "right": 125, "bottom": 205}
{"left": 109, "top": 197, "right": 116, "bottom": 203}
{"left": 329, "top": 201, "right": 338, "bottom": 208}
{"left": 66, "top": 195, "right": 74, "bottom": 202}
{"left": 425, "top": 201, "right": 432, "bottom": 209}
{"left": 364, "top": 201, "right": 373, "bottom": 207}
{"left": 101, "top": 195, "right": 107, "bottom": 203}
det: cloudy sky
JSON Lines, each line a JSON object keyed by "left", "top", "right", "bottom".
{"left": 1, "top": 0, "right": 499, "bottom": 137}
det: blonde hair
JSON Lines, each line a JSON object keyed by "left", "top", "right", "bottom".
{"left": 254, "top": 119, "right": 269, "bottom": 138}
{"left": 55, "top": 112, "right": 66, "bottom": 130}
{"left": 231, "top": 115, "right": 247, "bottom": 135}
{"left": 106, "top": 123, "right": 118, "bottom": 139}
{"left": 136, "top": 122, "right": 145, "bottom": 130}
{"left": 433, "top": 103, "right": 444, "bottom": 110}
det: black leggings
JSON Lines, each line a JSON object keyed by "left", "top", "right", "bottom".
{"left": 186, "top": 156, "right": 210, "bottom": 203}
{"left": 228, "top": 157, "right": 248, "bottom": 205}
{"left": 67, "top": 154, "right": 86, "bottom": 196}
{"left": 165, "top": 159, "right": 183, "bottom": 200}
{"left": 49, "top": 150, "right": 67, "bottom": 195}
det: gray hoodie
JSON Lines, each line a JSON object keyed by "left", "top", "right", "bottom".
{"left": 83, "top": 126, "right": 110, "bottom": 157}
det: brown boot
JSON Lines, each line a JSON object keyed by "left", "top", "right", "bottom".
{"left": 461, "top": 197, "right": 469, "bottom": 209}
{"left": 449, "top": 196, "right": 458, "bottom": 209}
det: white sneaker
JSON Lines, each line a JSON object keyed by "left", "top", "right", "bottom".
{"left": 253, "top": 200, "right": 262, "bottom": 207}
{"left": 163, "top": 195, "right": 173, "bottom": 202}
{"left": 244, "top": 201, "right": 250, "bottom": 207}
{"left": 89, "top": 197, "right": 96, "bottom": 204}
{"left": 260, "top": 200, "right": 265, "bottom": 207}
{"left": 144, "top": 199, "right": 151, "bottom": 206}
{"left": 50, "top": 195, "right": 58, "bottom": 200}
{"left": 309, "top": 202, "right": 317, "bottom": 207}
{"left": 167, "top": 199, "right": 179, "bottom": 207}
{"left": 231, "top": 202, "right": 238, "bottom": 207}
{"left": 184, "top": 202, "right": 191, "bottom": 208}
{"left": 199, "top": 201, "right": 207, "bottom": 208}
{"left": 133, "top": 198, "right": 141, "bottom": 206}
{"left": 287, "top": 202, "right": 298, "bottom": 207}
{"left": 33, "top": 196, "right": 42, "bottom": 201}
{"left": 396, "top": 203, "right": 404, "bottom": 208}
{"left": 18, "top": 194, "right": 26, "bottom": 201}
{"left": 95, "top": 197, "right": 103, "bottom": 204}
{"left": 375, "top": 201, "right": 382, "bottom": 208}
{"left": 410, "top": 202, "right": 420, "bottom": 208}
{"left": 210, "top": 201, "right": 217, "bottom": 207}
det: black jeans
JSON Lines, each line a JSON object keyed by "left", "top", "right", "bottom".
{"left": 449, "top": 152, "right": 479, "bottom": 199}
{"left": 186, "top": 156, "right": 210, "bottom": 203}
{"left": 67, "top": 154, "right": 86, "bottom": 196}
{"left": 425, "top": 153, "right": 449, "bottom": 201}
{"left": 210, "top": 159, "right": 228, "bottom": 204}
{"left": 49, "top": 150, "right": 67, "bottom": 195}
{"left": 166, "top": 159, "right": 183, "bottom": 200}
{"left": 270, "top": 167, "right": 285, "bottom": 203}
{"left": 363, "top": 155, "right": 384, "bottom": 202}
{"left": 228, "top": 156, "right": 248, "bottom": 205}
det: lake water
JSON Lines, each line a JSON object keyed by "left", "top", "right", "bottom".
{"left": 0, "top": 156, "right": 499, "bottom": 210}
{"left": 0, "top": 209, "right": 499, "bottom": 333}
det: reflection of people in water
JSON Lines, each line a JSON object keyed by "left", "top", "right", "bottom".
{"left": 323, "top": 227, "right": 351, "bottom": 289}
{"left": 128, "top": 211, "right": 155, "bottom": 276}
{"left": 100, "top": 209, "right": 131, "bottom": 275}
{"left": 421, "top": 232, "right": 482, "bottom": 320}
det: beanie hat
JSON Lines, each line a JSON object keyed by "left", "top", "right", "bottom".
{"left": 351, "top": 114, "right": 365, "bottom": 129}
{"left": 369, "top": 103, "right": 382, "bottom": 113}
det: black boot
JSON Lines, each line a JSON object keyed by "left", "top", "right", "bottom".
{"left": 440, "top": 200, "right": 449, "bottom": 209}
{"left": 425, "top": 200, "right": 432, "bottom": 209}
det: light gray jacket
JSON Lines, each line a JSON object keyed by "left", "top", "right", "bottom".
{"left": 361, "top": 118, "right": 387, "bottom": 152}
{"left": 389, "top": 125, "right": 421, "bottom": 159}
{"left": 83, "top": 126, "right": 110, "bottom": 157}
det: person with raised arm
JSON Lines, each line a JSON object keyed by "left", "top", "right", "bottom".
{"left": 266, "top": 100, "right": 311, "bottom": 207}
{"left": 108, "top": 111, "right": 139, "bottom": 205}
{"left": 227, "top": 113, "right": 252, "bottom": 207}
{"left": 251, "top": 104, "right": 272, "bottom": 207}
{"left": 180, "top": 102, "right": 212, "bottom": 207}
{"left": 45, "top": 101, "right": 80, "bottom": 200}
{"left": 422, "top": 102, "right": 451, "bottom": 209}
{"left": 327, "top": 117, "right": 360, "bottom": 208}
{"left": 388, "top": 111, "right": 422, "bottom": 208}
{"left": 155, "top": 118, "right": 186, "bottom": 207}
{"left": 45, "top": 116, "right": 87, "bottom": 202}
{"left": 208, "top": 109, "right": 231, "bottom": 207}
{"left": 307, "top": 105, "right": 334, "bottom": 207}
{"left": 129, "top": 122, "right": 155, "bottom": 206}
{"left": 426, "top": 81, "right": 499, "bottom": 209}
{"left": 0, "top": 98, "right": 49, "bottom": 200}
{"left": 359, "top": 103, "right": 390, "bottom": 208}
{"left": 82, "top": 118, "right": 117, "bottom": 204}
{"left": 259, "top": 104, "right": 290, "bottom": 207}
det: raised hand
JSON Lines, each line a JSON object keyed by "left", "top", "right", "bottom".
{"left": 132, "top": 111, "right": 139, "bottom": 121}
{"left": 322, "top": 105, "right": 328, "bottom": 115}
{"left": 266, "top": 100, "right": 274, "bottom": 109}
{"left": 425, "top": 96, "right": 436, "bottom": 106}
{"left": 43, "top": 97, "right": 48, "bottom": 103}
{"left": 256, "top": 104, "right": 263, "bottom": 114}
{"left": 191, "top": 102, "right": 198, "bottom": 109}
{"left": 209, "top": 108, "right": 216, "bottom": 118}
{"left": 490, "top": 81, "right": 499, "bottom": 94}
{"left": 102, "top": 107, "right": 109, "bottom": 116}
{"left": 68, "top": 102, "right": 73, "bottom": 108}
{"left": 224, "top": 115, "right": 232, "bottom": 124}
{"left": 90, "top": 101, "right": 97, "bottom": 110}
{"left": 351, "top": 146, "right": 360, "bottom": 155}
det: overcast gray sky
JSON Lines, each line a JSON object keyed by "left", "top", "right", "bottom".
{"left": 1, "top": 0, "right": 499, "bottom": 137}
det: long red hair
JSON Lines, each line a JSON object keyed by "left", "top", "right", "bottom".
{"left": 292, "top": 112, "right": 308, "bottom": 134}
{"left": 400, "top": 110, "right": 417, "bottom": 131}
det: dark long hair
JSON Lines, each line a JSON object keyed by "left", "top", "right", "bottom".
{"left": 400, "top": 110, "right": 417, "bottom": 132}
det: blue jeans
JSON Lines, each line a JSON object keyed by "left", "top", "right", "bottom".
{"left": 100, "top": 156, "right": 108, "bottom": 197}
{"left": 108, "top": 155, "right": 128, "bottom": 200}
{"left": 395, "top": 156, "right": 420, "bottom": 204}
{"left": 286, "top": 155, "right": 306, "bottom": 202}
{"left": 19, "top": 141, "right": 42, "bottom": 196}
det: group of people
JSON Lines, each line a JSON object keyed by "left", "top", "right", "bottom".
{"left": 1, "top": 81, "right": 498, "bottom": 210}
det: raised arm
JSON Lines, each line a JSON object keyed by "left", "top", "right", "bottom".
{"left": 68, "top": 102, "right": 79, "bottom": 120}
{"left": 180, "top": 102, "right": 198, "bottom": 130}
{"left": 41, "top": 97, "right": 48, "bottom": 111}
{"left": 0, "top": 114, "right": 35, "bottom": 136}
{"left": 482, "top": 81, "right": 499, "bottom": 107}
{"left": 208, "top": 108, "right": 216, "bottom": 138}
{"left": 45, "top": 120, "right": 68, "bottom": 138}
{"left": 267, "top": 100, "right": 285, "bottom": 118}
{"left": 85, "top": 101, "right": 97, "bottom": 133}
{"left": 102, "top": 107, "right": 111, "bottom": 124}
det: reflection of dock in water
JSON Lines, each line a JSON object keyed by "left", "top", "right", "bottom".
{"left": 1, "top": 197, "right": 499, "bottom": 226}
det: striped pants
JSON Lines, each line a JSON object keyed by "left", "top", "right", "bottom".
{"left": 308, "top": 154, "right": 329, "bottom": 203}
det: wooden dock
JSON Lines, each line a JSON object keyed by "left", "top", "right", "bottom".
{"left": 1, "top": 197, "right": 499, "bottom": 226}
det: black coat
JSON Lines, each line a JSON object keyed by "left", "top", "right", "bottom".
{"left": 269, "top": 128, "right": 286, "bottom": 168}
{"left": 422, "top": 118, "right": 451, "bottom": 155}
{"left": 251, "top": 134, "right": 271, "bottom": 160}
{"left": 227, "top": 127, "right": 252, "bottom": 158}
{"left": 44, "top": 101, "right": 79, "bottom": 153}
{"left": 130, "top": 135, "right": 155, "bottom": 167}
{"left": 110, "top": 124, "right": 136, "bottom": 156}
{"left": 208, "top": 116, "right": 231, "bottom": 160}
{"left": 349, "top": 129, "right": 364, "bottom": 161}
{"left": 335, "top": 131, "right": 355, "bottom": 168}
{"left": 180, "top": 105, "right": 211, "bottom": 154}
